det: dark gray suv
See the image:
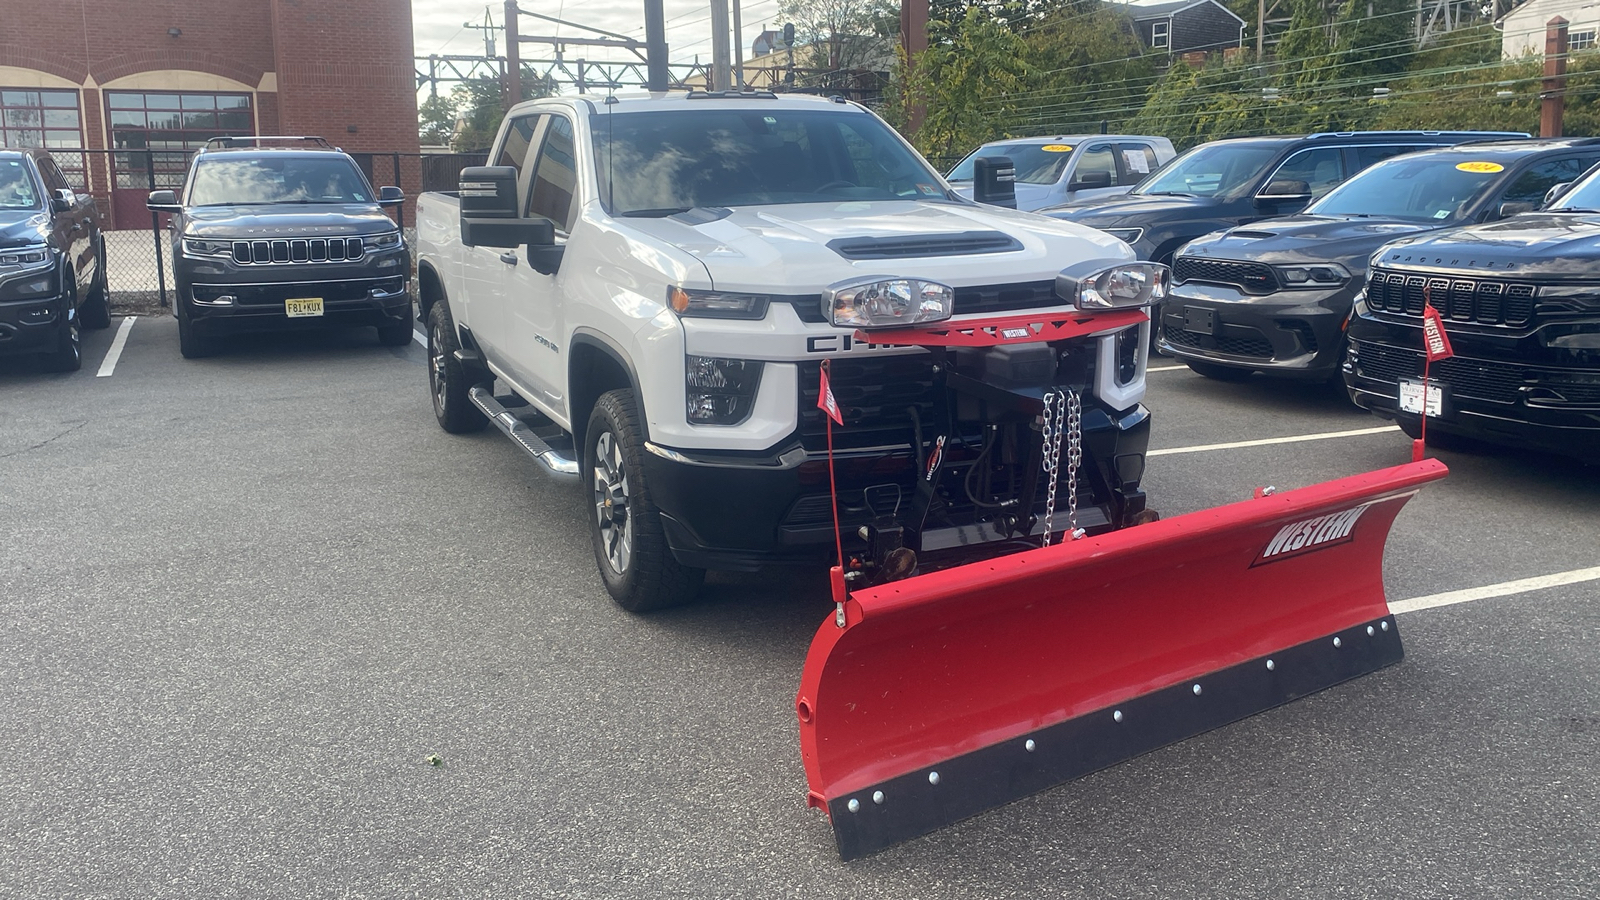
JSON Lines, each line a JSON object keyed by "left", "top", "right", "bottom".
{"left": 149, "top": 137, "right": 410, "bottom": 358}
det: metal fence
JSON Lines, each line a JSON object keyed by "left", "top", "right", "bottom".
{"left": 55, "top": 148, "right": 485, "bottom": 309}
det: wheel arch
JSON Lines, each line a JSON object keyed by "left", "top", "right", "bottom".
{"left": 417, "top": 259, "right": 446, "bottom": 322}
{"left": 569, "top": 330, "right": 645, "bottom": 449}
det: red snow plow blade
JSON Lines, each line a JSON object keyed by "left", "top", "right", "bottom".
{"left": 797, "top": 458, "right": 1446, "bottom": 859}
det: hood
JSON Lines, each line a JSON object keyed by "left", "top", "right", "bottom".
{"left": 1041, "top": 192, "right": 1219, "bottom": 226}
{"left": 1182, "top": 215, "right": 1438, "bottom": 269}
{"left": 182, "top": 204, "right": 398, "bottom": 239}
{"left": 621, "top": 200, "right": 1131, "bottom": 292}
{"left": 0, "top": 209, "right": 50, "bottom": 249}
{"left": 1374, "top": 212, "right": 1600, "bottom": 277}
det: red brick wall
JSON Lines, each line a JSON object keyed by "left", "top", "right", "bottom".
{"left": 270, "top": 0, "right": 420, "bottom": 156}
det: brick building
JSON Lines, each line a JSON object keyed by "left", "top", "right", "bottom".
{"left": 0, "top": 0, "right": 419, "bottom": 228}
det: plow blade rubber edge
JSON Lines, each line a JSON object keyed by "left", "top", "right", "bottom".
{"left": 797, "top": 459, "right": 1447, "bottom": 860}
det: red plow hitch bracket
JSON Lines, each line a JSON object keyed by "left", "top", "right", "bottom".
{"left": 797, "top": 459, "right": 1448, "bottom": 860}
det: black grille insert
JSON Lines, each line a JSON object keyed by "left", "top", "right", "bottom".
{"left": 1368, "top": 268, "right": 1536, "bottom": 327}
{"left": 233, "top": 237, "right": 364, "bottom": 265}
{"left": 1173, "top": 257, "right": 1277, "bottom": 293}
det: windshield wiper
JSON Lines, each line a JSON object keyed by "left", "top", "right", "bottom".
{"left": 1138, "top": 190, "right": 1196, "bottom": 197}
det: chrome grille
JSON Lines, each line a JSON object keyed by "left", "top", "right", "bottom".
{"left": 1368, "top": 267, "right": 1535, "bottom": 327}
{"left": 232, "top": 237, "right": 364, "bottom": 265}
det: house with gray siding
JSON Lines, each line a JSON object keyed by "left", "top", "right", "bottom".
{"left": 1123, "top": 0, "right": 1247, "bottom": 53}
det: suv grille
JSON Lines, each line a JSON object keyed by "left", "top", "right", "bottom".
{"left": 1367, "top": 268, "right": 1535, "bottom": 327}
{"left": 232, "top": 238, "right": 365, "bottom": 265}
{"left": 1173, "top": 257, "right": 1277, "bottom": 294}
{"left": 1352, "top": 340, "right": 1526, "bottom": 403}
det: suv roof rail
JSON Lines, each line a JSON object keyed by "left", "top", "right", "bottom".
{"left": 201, "top": 135, "right": 336, "bottom": 151}
{"left": 1303, "top": 130, "right": 1530, "bottom": 139}
{"left": 684, "top": 89, "right": 778, "bottom": 100}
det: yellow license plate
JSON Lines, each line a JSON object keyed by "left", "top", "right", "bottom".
{"left": 285, "top": 297, "right": 324, "bottom": 318}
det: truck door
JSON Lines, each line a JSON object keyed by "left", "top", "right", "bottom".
{"left": 467, "top": 114, "right": 542, "bottom": 370}
{"left": 506, "top": 113, "right": 578, "bottom": 411}
{"left": 36, "top": 155, "right": 93, "bottom": 297}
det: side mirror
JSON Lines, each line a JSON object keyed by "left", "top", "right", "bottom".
{"left": 1069, "top": 170, "right": 1113, "bottom": 191}
{"left": 1497, "top": 200, "right": 1537, "bottom": 218}
{"left": 50, "top": 188, "right": 75, "bottom": 212}
{"left": 1542, "top": 182, "right": 1573, "bottom": 208}
{"left": 972, "top": 156, "right": 1017, "bottom": 209}
{"left": 527, "top": 244, "right": 565, "bottom": 276}
{"left": 1256, "top": 179, "right": 1312, "bottom": 205}
{"left": 378, "top": 185, "right": 405, "bottom": 205}
{"left": 146, "top": 189, "right": 180, "bottom": 212}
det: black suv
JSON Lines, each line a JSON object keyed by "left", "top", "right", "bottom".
{"left": 1041, "top": 131, "right": 1527, "bottom": 265}
{"left": 1345, "top": 160, "right": 1600, "bottom": 461}
{"left": 148, "top": 137, "right": 410, "bottom": 358}
{"left": 0, "top": 147, "right": 109, "bottom": 372}
{"left": 1163, "top": 138, "right": 1600, "bottom": 382}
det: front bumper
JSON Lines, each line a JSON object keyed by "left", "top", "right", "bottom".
{"left": 641, "top": 404, "right": 1152, "bottom": 571}
{"left": 1344, "top": 314, "right": 1600, "bottom": 460}
{"left": 1158, "top": 280, "right": 1356, "bottom": 379}
{"left": 176, "top": 248, "right": 411, "bottom": 333}
{"left": 0, "top": 267, "right": 65, "bottom": 357}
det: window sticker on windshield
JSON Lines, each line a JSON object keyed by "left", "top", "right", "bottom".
{"left": 1041, "top": 144, "right": 1073, "bottom": 153}
{"left": 1124, "top": 150, "right": 1151, "bottom": 174}
{"left": 917, "top": 183, "right": 941, "bottom": 195}
{"left": 1434, "top": 210, "right": 1451, "bottom": 219}
{"left": 764, "top": 116, "right": 777, "bottom": 125}
{"left": 1455, "top": 161, "right": 1504, "bottom": 173}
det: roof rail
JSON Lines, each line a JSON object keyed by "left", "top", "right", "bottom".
{"left": 684, "top": 89, "right": 778, "bottom": 100}
{"left": 1303, "top": 130, "right": 1530, "bottom": 139}
{"left": 201, "top": 135, "right": 336, "bottom": 151}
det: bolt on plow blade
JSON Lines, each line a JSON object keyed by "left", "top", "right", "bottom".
{"left": 797, "top": 459, "right": 1447, "bottom": 860}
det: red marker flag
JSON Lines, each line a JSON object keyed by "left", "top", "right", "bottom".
{"left": 1421, "top": 302, "right": 1454, "bottom": 362}
{"left": 818, "top": 362, "right": 844, "bottom": 425}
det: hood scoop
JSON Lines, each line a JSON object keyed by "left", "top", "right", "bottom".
{"left": 827, "top": 230, "right": 1023, "bottom": 261}
{"left": 1230, "top": 230, "right": 1278, "bottom": 239}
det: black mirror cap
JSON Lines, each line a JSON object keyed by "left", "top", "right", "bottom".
{"left": 1070, "top": 171, "right": 1114, "bottom": 191}
{"left": 1498, "top": 200, "right": 1538, "bottom": 218}
{"left": 50, "top": 188, "right": 75, "bottom": 212}
{"left": 379, "top": 185, "right": 405, "bottom": 204}
{"left": 972, "top": 156, "right": 1017, "bottom": 209}
{"left": 1256, "top": 179, "right": 1312, "bottom": 205}
{"left": 461, "top": 215, "right": 554, "bottom": 249}
{"left": 458, "top": 166, "right": 518, "bottom": 218}
{"left": 146, "top": 189, "right": 180, "bottom": 211}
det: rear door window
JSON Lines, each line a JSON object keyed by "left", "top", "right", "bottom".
{"left": 1352, "top": 144, "right": 1430, "bottom": 171}
{"left": 1117, "top": 143, "right": 1158, "bottom": 182}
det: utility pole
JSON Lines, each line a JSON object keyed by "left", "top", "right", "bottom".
{"left": 900, "top": 0, "right": 928, "bottom": 134}
{"left": 504, "top": 0, "right": 521, "bottom": 112}
{"left": 645, "top": 0, "right": 668, "bottom": 91}
{"left": 1542, "top": 16, "right": 1569, "bottom": 138}
{"left": 464, "top": 6, "right": 499, "bottom": 59}
{"left": 710, "top": 0, "right": 733, "bottom": 91}
{"left": 732, "top": 0, "right": 745, "bottom": 88}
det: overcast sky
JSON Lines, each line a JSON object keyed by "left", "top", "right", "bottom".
{"left": 412, "top": 0, "right": 790, "bottom": 67}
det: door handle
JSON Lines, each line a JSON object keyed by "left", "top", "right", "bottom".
{"left": 498, "top": 252, "right": 518, "bottom": 265}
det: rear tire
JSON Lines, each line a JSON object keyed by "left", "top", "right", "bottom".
{"left": 427, "top": 302, "right": 488, "bottom": 434}
{"left": 586, "top": 388, "right": 704, "bottom": 613}
{"left": 80, "top": 239, "right": 110, "bottom": 330}
{"left": 177, "top": 311, "right": 216, "bottom": 359}
{"left": 377, "top": 319, "right": 413, "bottom": 347}
{"left": 1185, "top": 360, "right": 1253, "bottom": 382}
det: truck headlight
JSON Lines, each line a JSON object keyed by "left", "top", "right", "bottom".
{"left": 1056, "top": 260, "right": 1168, "bottom": 310}
{"left": 362, "top": 230, "right": 403, "bottom": 251}
{"left": 825, "top": 277, "right": 953, "bottom": 329}
{"left": 0, "top": 247, "right": 50, "bottom": 268}
{"left": 668, "top": 287, "right": 770, "bottom": 320}
{"left": 685, "top": 356, "right": 763, "bottom": 425}
{"left": 1273, "top": 263, "right": 1349, "bottom": 288}
{"left": 182, "top": 238, "right": 233, "bottom": 258}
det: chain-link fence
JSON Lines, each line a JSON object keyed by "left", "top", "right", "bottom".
{"left": 57, "top": 148, "right": 487, "bottom": 312}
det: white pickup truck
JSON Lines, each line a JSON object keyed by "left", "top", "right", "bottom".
{"left": 415, "top": 91, "right": 1164, "bottom": 612}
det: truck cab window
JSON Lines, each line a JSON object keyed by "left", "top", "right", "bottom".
{"left": 0, "top": 159, "right": 39, "bottom": 208}
{"left": 496, "top": 115, "right": 541, "bottom": 181}
{"left": 528, "top": 115, "right": 578, "bottom": 232}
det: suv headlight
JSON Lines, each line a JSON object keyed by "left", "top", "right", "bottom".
{"left": 182, "top": 238, "right": 233, "bottom": 259}
{"left": 1055, "top": 260, "right": 1168, "bottom": 310}
{"left": 1100, "top": 227, "right": 1144, "bottom": 245}
{"left": 1273, "top": 263, "right": 1350, "bottom": 288}
{"left": 685, "top": 356, "right": 763, "bottom": 425}
{"left": 0, "top": 246, "right": 51, "bottom": 269}
{"left": 825, "top": 277, "right": 953, "bottom": 329}
{"left": 668, "top": 287, "right": 770, "bottom": 320}
{"left": 362, "top": 230, "right": 403, "bottom": 251}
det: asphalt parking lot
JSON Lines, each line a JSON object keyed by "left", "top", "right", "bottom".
{"left": 3, "top": 316, "right": 1597, "bottom": 899}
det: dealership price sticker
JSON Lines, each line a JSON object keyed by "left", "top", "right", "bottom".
{"left": 1455, "top": 161, "right": 1505, "bottom": 173}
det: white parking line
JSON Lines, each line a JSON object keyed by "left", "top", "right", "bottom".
{"left": 96, "top": 316, "right": 136, "bottom": 377}
{"left": 1392, "top": 566, "right": 1600, "bottom": 615}
{"left": 1148, "top": 425, "right": 1401, "bottom": 456}
{"left": 413, "top": 329, "right": 426, "bottom": 347}
{"left": 1148, "top": 364, "right": 1187, "bottom": 372}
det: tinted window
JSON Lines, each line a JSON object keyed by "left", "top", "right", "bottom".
{"left": 187, "top": 156, "right": 372, "bottom": 205}
{"left": 1501, "top": 157, "right": 1591, "bottom": 204}
{"left": 949, "top": 143, "right": 1075, "bottom": 185}
{"left": 1119, "top": 143, "right": 1158, "bottom": 180}
{"left": 591, "top": 108, "right": 944, "bottom": 213}
{"left": 1076, "top": 144, "right": 1118, "bottom": 187}
{"left": 0, "top": 157, "right": 39, "bottom": 208}
{"left": 1135, "top": 142, "right": 1281, "bottom": 198}
{"left": 1270, "top": 147, "right": 1344, "bottom": 199}
{"left": 496, "top": 114, "right": 541, "bottom": 180}
{"left": 528, "top": 115, "right": 578, "bottom": 231}
{"left": 37, "top": 156, "right": 69, "bottom": 192}
{"left": 1352, "top": 144, "right": 1430, "bottom": 170}
{"left": 1309, "top": 154, "right": 1507, "bottom": 221}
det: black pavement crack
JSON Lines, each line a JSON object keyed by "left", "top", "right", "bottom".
{"left": 0, "top": 421, "right": 88, "bottom": 460}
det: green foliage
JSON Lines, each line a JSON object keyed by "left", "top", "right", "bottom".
{"left": 415, "top": 71, "right": 555, "bottom": 153}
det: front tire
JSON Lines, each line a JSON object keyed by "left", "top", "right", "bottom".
{"left": 80, "top": 239, "right": 111, "bottom": 330}
{"left": 427, "top": 302, "right": 488, "bottom": 433}
{"left": 586, "top": 389, "right": 704, "bottom": 613}
{"left": 41, "top": 300, "right": 82, "bottom": 373}
{"left": 177, "top": 310, "right": 216, "bottom": 359}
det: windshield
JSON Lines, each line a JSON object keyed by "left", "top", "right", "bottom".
{"left": 187, "top": 156, "right": 372, "bottom": 206}
{"left": 590, "top": 108, "right": 948, "bottom": 214}
{"left": 1546, "top": 163, "right": 1600, "bottom": 210}
{"left": 1308, "top": 155, "right": 1504, "bottom": 221}
{"left": 1134, "top": 143, "right": 1281, "bottom": 198}
{"left": 948, "top": 143, "right": 1075, "bottom": 184}
{"left": 0, "top": 158, "right": 39, "bottom": 209}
